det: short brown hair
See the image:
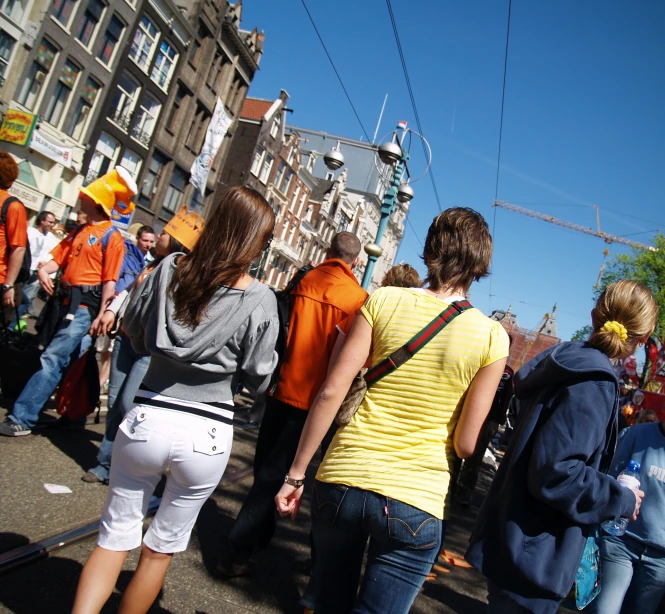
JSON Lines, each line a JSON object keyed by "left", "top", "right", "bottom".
{"left": 0, "top": 152, "right": 18, "bottom": 190}
{"left": 329, "top": 232, "right": 361, "bottom": 264}
{"left": 422, "top": 207, "right": 492, "bottom": 292}
{"left": 381, "top": 263, "right": 421, "bottom": 288}
{"left": 589, "top": 280, "right": 658, "bottom": 359}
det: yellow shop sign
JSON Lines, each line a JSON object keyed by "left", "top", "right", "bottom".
{"left": 0, "top": 109, "right": 37, "bottom": 146}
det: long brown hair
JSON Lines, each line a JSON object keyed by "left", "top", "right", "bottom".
{"left": 169, "top": 186, "right": 274, "bottom": 327}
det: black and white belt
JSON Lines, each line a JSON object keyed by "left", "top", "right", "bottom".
{"left": 134, "top": 385, "right": 234, "bottom": 426}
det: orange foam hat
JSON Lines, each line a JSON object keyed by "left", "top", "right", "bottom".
{"left": 79, "top": 166, "right": 137, "bottom": 217}
{"left": 164, "top": 205, "right": 205, "bottom": 251}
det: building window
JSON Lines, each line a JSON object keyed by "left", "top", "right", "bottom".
{"left": 52, "top": 0, "right": 77, "bottom": 28}
{"left": 326, "top": 171, "right": 334, "bottom": 181}
{"left": 44, "top": 59, "right": 80, "bottom": 127}
{"left": 96, "top": 14, "right": 123, "bottom": 66}
{"left": 1, "top": 0, "right": 26, "bottom": 23}
{"left": 165, "top": 84, "right": 186, "bottom": 133}
{"left": 66, "top": 76, "right": 101, "bottom": 140}
{"left": 18, "top": 39, "right": 57, "bottom": 110}
{"left": 129, "top": 15, "right": 158, "bottom": 72}
{"left": 186, "top": 105, "right": 210, "bottom": 153}
{"left": 273, "top": 161, "right": 286, "bottom": 189}
{"left": 109, "top": 70, "right": 139, "bottom": 131}
{"left": 280, "top": 170, "right": 293, "bottom": 195}
{"left": 258, "top": 154, "right": 273, "bottom": 184}
{"left": 206, "top": 50, "right": 228, "bottom": 92}
{"left": 119, "top": 149, "right": 142, "bottom": 179}
{"left": 270, "top": 115, "right": 280, "bottom": 139}
{"left": 151, "top": 39, "right": 176, "bottom": 89}
{"left": 139, "top": 150, "right": 167, "bottom": 207}
{"left": 162, "top": 165, "right": 187, "bottom": 215}
{"left": 188, "top": 21, "right": 208, "bottom": 67}
{"left": 250, "top": 146, "right": 265, "bottom": 177}
{"left": 131, "top": 92, "right": 160, "bottom": 148}
{"left": 75, "top": 0, "right": 104, "bottom": 47}
{"left": 88, "top": 131, "right": 119, "bottom": 181}
{"left": 287, "top": 146, "right": 295, "bottom": 165}
{"left": 0, "top": 30, "right": 16, "bottom": 86}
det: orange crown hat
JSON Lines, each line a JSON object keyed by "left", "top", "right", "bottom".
{"left": 164, "top": 205, "right": 205, "bottom": 252}
{"left": 79, "top": 166, "right": 137, "bottom": 217}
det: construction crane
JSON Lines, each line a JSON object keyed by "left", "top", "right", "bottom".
{"left": 493, "top": 201, "right": 656, "bottom": 252}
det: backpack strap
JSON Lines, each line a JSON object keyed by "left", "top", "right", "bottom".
{"left": 100, "top": 225, "right": 120, "bottom": 255}
{"left": 365, "top": 300, "right": 473, "bottom": 386}
{"left": 0, "top": 196, "right": 20, "bottom": 225}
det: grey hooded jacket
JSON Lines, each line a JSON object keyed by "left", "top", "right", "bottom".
{"left": 123, "top": 253, "right": 279, "bottom": 403}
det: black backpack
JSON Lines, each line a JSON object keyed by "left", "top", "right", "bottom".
{"left": 1, "top": 196, "right": 31, "bottom": 284}
{"left": 268, "top": 264, "right": 314, "bottom": 393}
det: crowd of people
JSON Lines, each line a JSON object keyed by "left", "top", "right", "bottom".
{"left": 0, "top": 150, "right": 663, "bottom": 614}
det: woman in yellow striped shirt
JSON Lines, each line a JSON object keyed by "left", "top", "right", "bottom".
{"left": 276, "top": 207, "right": 509, "bottom": 613}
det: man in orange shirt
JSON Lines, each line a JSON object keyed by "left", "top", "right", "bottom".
{"left": 0, "top": 153, "right": 28, "bottom": 325}
{"left": 219, "top": 232, "right": 368, "bottom": 575}
{"left": 1, "top": 167, "right": 135, "bottom": 437}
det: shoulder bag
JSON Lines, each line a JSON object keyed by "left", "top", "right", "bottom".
{"left": 335, "top": 300, "right": 472, "bottom": 426}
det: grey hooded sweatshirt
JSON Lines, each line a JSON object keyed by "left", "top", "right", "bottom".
{"left": 123, "top": 253, "right": 279, "bottom": 404}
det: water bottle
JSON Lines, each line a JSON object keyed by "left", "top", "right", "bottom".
{"left": 601, "top": 460, "right": 641, "bottom": 536}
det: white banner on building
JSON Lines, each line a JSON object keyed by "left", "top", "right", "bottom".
{"left": 189, "top": 98, "right": 232, "bottom": 196}
{"left": 30, "top": 130, "right": 72, "bottom": 168}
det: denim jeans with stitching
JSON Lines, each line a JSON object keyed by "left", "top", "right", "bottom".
{"left": 303, "top": 479, "right": 444, "bottom": 614}
{"left": 586, "top": 533, "right": 665, "bottom": 614}
{"left": 10, "top": 305, "right": 92, "bottom": 428}
{"left": 89, "top": 334, "right": 150, "bottom": 482}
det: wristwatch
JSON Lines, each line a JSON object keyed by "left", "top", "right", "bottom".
{"left": 284, "top": 474, "right": 305, "bottom": 488}
{"left": 2, "top": 284, "right": 13, "bottom": 291}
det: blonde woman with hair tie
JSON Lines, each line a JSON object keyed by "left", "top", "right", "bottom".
{"left": 467, "top": 279, "right": 659, "bottom": 614}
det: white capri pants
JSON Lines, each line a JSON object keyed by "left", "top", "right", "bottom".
{"left": 98, "top": 390, "right": 234, "bottom": 553}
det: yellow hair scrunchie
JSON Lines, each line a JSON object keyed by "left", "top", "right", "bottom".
{"left": 601, "top": 320, "right": 628, "bottom": 341}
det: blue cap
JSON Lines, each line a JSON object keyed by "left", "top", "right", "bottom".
{"left": 627, "top": 460, "right": 641, "bottom": 472}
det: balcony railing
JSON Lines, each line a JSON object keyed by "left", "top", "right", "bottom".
{"left": 109, "top": 107, "right": 131, "bottom": 132}
{"left": 130, "top": 125, "right": 152, "bottom": 148}
{"left": 271, "top": 237, "right": 300, "bottom": 264}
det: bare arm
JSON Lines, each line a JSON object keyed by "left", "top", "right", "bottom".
{"left": 1, "top": 246, "right": 26, "bottom": 307}
{"left": 275, "top": 314, "right": 372, "bottom": 518}
{"left": 327, "top": 311, "right": 359, "bottom": 376}
{"left": 453, "top": 358, "right": 507, "bottom": 458}
{"left": 37, "top": 260, "right": 60, "bottom": 295}
{"left": 89, "top": 280, "right": 116, "bottom": 336}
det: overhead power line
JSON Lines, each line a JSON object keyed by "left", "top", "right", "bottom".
{"left": 300, "top": 0, "right": 372, "bottom": 143}
{"left": 384, "top": 0, "right": 443, "bottom": 213}
{"left": 489, "top": 0, "right": 513, "bottom": 312}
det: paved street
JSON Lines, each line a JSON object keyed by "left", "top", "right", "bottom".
{"left": 0, "top": 393, "right": 502, "bottom": 614}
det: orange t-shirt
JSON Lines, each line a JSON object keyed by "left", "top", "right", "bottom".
{"left": 51, "top": 222, "right": 125, "bottom": 286}
{"left": 0, "top": 192, "right": 28, "bottom": 284}
{"left": 273, "top": 259, "right": 368, "bottom": 410}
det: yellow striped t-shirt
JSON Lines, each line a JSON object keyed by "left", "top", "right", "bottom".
{"left": 316, "top": 287, "right": 509, "bottom": 519}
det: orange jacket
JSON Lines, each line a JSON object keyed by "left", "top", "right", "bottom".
{"left": 273, "top": 258, "right": 368, "bottom": 410}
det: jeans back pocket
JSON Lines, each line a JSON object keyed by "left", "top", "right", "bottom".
{"left": 386, "top": 498, "right": 440, "bottom": 550}
{"left": 312, "top": 480, "right": 348, "bottom": 526}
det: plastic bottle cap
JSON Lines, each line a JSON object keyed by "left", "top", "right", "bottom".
{"left": 627, "top": 460, "right": 641, "bottom": 472}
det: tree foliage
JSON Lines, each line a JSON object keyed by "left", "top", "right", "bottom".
{"left": 595, "top": 233, "right": 665, "bottom": 336}
{"left": 570, "top": 233, "right": 665, "bottom": 341}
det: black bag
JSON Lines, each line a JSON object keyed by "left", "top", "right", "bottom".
{"left": 1, "top": 196, "right": 31, "bottom": 284}
{"left": 0, "top": 307, "right": 42, "bottom": 400}
{"left": 268, "top": 264, "right": 314, "bottom": 393}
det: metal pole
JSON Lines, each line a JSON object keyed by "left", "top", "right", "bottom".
{"left": 361, "top": 154, "right": 406, "bottom": 290}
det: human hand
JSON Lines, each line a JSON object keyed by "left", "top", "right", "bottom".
{"left": 275, "top": 482, "right": 304, "bottom": 521}
{"left": 99, "top": 310, "right": 116, "bottom": 337}
{"left": 38, "top": 268, "right": 54, "bottom": 295}
{"left": 630, "top": 489, "right": 645, "bottom": 522}
{"left": 89, "top": 316, "right": 103, "bottom": 337}
{"left": 2, "top": 286, "right": 14, "bottom": 307}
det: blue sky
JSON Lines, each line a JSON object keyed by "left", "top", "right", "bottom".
{"left": 240, "top": 1, "right": 665, "bottom": 341}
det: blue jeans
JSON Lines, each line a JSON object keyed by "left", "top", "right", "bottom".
{"left": 10, "top": 305, "right": 93, "bottom": 428}
{"left": 89, "top": 334, "right": 150, "bottom": 482}
{"left": 304, "top": 480, "right": 444, "bottom": 614}
{"left": 586, "top": 534, "right": 665, "bottom": 614}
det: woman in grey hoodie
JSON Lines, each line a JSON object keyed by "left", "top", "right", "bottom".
{"left": 73, "top": 187, "right": 279, "bottom": 614}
